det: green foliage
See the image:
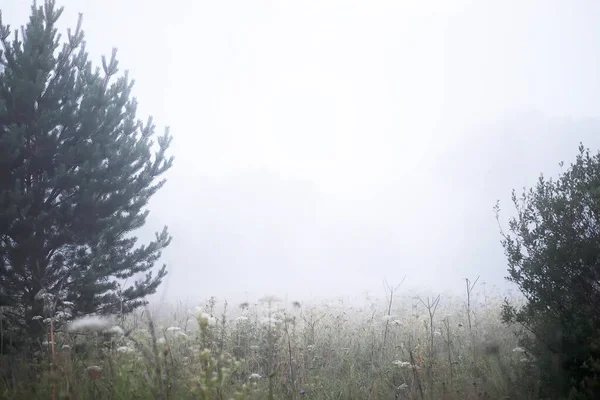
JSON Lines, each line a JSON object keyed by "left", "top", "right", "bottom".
{"left": 0, "top": 0, "right": 173, "bottom": 346}
{"left": 497, "top": 144, "right": 600, "bottom": 398}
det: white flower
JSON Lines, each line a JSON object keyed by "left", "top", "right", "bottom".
{"left": 197, "top": 312, "right": 217, "bottom": 326}
{"left": 67, "top": 315, "right": 114, "bottom": 333}
{"left": 54, "top": 310, "right": 71, "bottom": 320}
{"left": 86, "top": 365, "right": 102, "bottom": 376}
{"left": 62, "top": 301, "right": 75, "bottom": 307}
{"left": 34, "top": 289, "right": 52, "bottom": 301}
{"left": 166, "top": 326, "right": 181, "bottom": 332}
{"left": 236, "top": 316, "right": 249, "bottom": 323}
{"left": 434, "top": 331, "right": 442, "bottom": 337}
{"left": 32, "top": 315, "right": 43, "bottom": 321}
{"left": 392, "top": 360, "right": 412, "bottom": 368}
{"left": 103, "top": 326, "right": 125, "bottom": 336}
{"left": 393, "top": 360, "right": 419, "bottom": 369}
{"left": 249, "top": 373, "right": 262, "bottom": 380}
{"left": 193, "top": 306, "right": 203, "bottom": 314}
{"left": 116, "top": 346, "right": 133, "bottom": 354}
{"left": 62, "top": 344, "right": 71, "bottom": 350}
{"left": 512, "top": 346, "right": 526, "bottom": 353}
{"left": 272, "top": 312, "right": 285, "bottom": 321}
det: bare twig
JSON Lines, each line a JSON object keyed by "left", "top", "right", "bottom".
{"left": 382, "top": 277, "right": 406, "bottom": 354}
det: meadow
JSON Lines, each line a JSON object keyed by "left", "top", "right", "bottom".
{"left": 1, "top": 281, "right": 537, "bottom": 400}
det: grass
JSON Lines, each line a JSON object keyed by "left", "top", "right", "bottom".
{"left": 0, "top": 281, "right": 540, "bottom": 400}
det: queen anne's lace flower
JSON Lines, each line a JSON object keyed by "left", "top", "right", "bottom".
{"left": 67, "top": 315, "right": 113, "bottom": 332}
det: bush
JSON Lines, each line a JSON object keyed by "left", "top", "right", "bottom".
{"left": 497, "top": 144, "right": 600, "bottom": 399}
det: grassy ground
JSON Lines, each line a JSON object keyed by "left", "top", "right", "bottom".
{"left": 0, "top": 287, "right": 539, "bottom": 399}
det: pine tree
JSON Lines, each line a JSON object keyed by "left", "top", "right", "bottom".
{"left": 0, "top": 1, "right": 173, "bottom": 346}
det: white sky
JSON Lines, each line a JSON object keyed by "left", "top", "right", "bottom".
{"left": 3, "top": 0, "right": 600, "bottom": 302}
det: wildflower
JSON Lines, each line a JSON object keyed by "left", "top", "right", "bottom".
{"left": 86, "top": 366, "right": 102, "bottom": 380}
{"left": 512, "top": 346, "right": 526, "bottom": 353}
{"left": 116, "top": 346, "right": 133, "bottom": 354}
{"left": 54, "top": 310, "right": 71, "bottom": 320}
{"left": 62, "top": 301, "right": 75, "bottom": 307}
{"left": 249, "top": 373, "right": 262, "bottom": 380}
{"left": 434, "top": 331, "right": 442, "bottom": 337}
{"left": 67, "top": 315, "right": 113, "bottom": 333}
{"left": 197, "top": 311, "right": 217, "bottom": 327}
{"left": 34, "top": 289, "right": 53, "bottom": 301}
{"left": 166, "top": 326, "right": 181, "bottom": 332}
{"left": 392, "top": 360, "right": 412, "bottom": 368}
{"left": 103, "top": 326, "right": 125, "bottom": 336}
{"left": 235, "top": 316, "right": 249, "bottom": 323}
{"left": 32, "top": 315, "right": 43, "bottom": 321}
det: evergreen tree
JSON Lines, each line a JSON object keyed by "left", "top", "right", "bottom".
{"left": 497, "top": 144, "right": 600, "bottom": 398}
{"left": 0, "top": 1, "right": 173, "bottom": 346}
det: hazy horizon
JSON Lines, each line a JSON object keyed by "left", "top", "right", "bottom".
{"left": 4, "top": 0, "right": 600, "bottom": 304}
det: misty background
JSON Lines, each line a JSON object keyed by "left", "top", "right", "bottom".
{"left": 4, "top": 0, "right": 600, "bottom": 303}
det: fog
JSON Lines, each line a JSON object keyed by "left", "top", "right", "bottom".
{"left": 4, "top": 0, "right": 600, "bottom": 303}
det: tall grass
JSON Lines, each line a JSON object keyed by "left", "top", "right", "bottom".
{"left": 0, "top": 284, "right": 538, "bottom": 400}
